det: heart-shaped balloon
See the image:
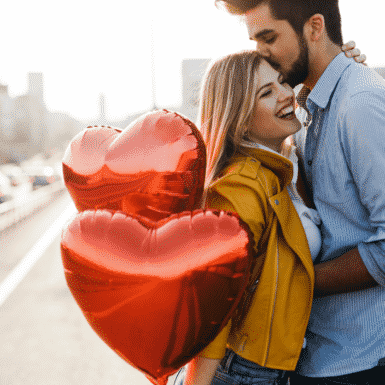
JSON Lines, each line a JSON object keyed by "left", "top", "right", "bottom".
{"left": 61, "top": 209, "right": 253, "bottom": 385}
{"left": 61, "top": 110, "right": 254, "bottom": 384}
{"left": 62, "top": 110, "right": 206, "bottom": 221}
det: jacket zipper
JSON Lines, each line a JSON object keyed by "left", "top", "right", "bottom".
{"left": 264, "top": 239, "right": 279, "bottom": 362}
{"left": 235, "top": 277, "right": 260, "bottom": 331}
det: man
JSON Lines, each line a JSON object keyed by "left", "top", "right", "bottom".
{"left": 216, "top": 1, "right": 385, "bottom": 384}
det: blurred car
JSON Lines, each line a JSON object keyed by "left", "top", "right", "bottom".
{"left": 0, "top": 171, "right": 13, "bottom": 204}
{"left": 0, "top": 164, "right": 32, "bottom": 189}
{"left": 23, "top": 165, "right": 57, "bottom": 190}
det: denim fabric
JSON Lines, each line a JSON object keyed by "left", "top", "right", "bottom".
{"left": 173, "top": 350, "right": 288, "bottom": 385}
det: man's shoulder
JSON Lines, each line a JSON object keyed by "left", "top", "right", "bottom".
{"left": 330, "top": 63, "right": 385, "bottom": 120}
{"left": 339, "top": 63, "right": 385, "bottom": 97}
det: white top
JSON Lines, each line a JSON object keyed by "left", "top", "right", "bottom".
{"left": 286, "top": 147, "right": 322, "bottom": 261}
{"left": 242, "top": 141, "right": 322, "bottom": 261}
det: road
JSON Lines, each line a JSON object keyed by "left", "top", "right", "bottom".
{"left": 0, "top": 191, "right": 178, "bottom": 385}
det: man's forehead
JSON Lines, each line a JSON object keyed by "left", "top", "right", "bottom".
{"left": 245, "top": 4, "right": 280, "bottom": 39}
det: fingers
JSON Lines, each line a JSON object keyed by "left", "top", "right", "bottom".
{"left": 341, "top": 40, "right": 356, "bottom": 51}
{"left": 354, "top": 54, "right": 367, "bottom": 65}
{"left": 341, "top": 40, "right": 367, "bottom": 65}
{"left": 345, "top": 48, "right": 361, "bottom": 58}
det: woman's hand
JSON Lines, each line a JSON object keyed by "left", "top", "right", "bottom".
{"left": 342, "top": 40, "right": 367, "bottom": 65}
{"left": 183, "top": 356, "right": 221, "bottom": 385}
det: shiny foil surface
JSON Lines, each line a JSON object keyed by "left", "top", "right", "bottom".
{"left": 62, "top": 110, "right": 206, "bottom": 221}
{"left": 60, "top": 110, "right": 254, "bottom": 384}
{"left": 61, "top": 209, "right": 253, "bottom": 384}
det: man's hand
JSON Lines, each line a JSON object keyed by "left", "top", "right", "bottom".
{"left": 342, "top": 40, "right": 367, "bottom": 65}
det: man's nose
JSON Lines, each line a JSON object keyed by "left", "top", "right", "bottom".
{"left": 256, "top": 42, "right": 270, "bottom": 58}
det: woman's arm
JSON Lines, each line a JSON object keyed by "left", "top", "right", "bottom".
{"left": 183, "top": 357, "right": 221, "bottom": 385}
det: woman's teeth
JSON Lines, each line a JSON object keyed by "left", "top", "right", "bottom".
{"left": 277, "top": 106, "right": 294, "bottom": 119}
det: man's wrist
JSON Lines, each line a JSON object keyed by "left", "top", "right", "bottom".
{"left": 314, "top": 247, "right": 378, "bottom": 298}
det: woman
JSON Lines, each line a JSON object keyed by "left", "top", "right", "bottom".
{"left": 174, "top": 45, "right": 365, "bottom": 385}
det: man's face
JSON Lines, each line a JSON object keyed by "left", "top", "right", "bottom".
{"left": 245, "top": 3, "right": 309, "bottom": 88}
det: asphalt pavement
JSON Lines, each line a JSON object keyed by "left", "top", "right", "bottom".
{"left": 0, "top": 192, "right": 180, "bottom": 385}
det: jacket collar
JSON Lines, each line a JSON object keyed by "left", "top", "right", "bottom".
{"left": 231, "top": 147, "right": 294, "bottom": 189}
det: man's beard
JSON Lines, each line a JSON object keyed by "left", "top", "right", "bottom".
{"left": 267, "top": 34, "right": 309, "bottom": 88}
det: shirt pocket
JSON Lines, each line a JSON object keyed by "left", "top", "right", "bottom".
{"left": 313, "top": 144, "right": 354, "bottom": 209}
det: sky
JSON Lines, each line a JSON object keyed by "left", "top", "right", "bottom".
{"left": 0, "top": 0, "right": 384, "bottom": 122}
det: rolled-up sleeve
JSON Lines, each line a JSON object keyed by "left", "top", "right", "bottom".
{"left": 342, "top": 91, "right": 385, "bottom": 285}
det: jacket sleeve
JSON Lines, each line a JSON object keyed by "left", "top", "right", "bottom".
{"left": 198, "top": 174, "right": 267, "bottom": 359}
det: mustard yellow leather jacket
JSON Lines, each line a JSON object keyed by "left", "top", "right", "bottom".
{"left": 200, "top": 147, "right": 315, "bottom": 371}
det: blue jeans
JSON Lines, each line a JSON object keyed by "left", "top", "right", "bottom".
{"left": 173, "top": 349, "right": 289, "bottom": 385}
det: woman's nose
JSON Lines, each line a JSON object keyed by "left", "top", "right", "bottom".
{"left": 278, "top": 82, "right": 294, "bottom": 101}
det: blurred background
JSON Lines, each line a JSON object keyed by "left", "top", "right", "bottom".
{"left": 0, "top": 0, "right": 384, "bottom": 384}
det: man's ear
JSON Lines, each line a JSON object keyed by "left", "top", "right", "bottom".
{"left": 304, "top": 13, "right": 325, "bottom": 42}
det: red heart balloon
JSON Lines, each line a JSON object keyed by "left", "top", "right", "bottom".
{"left": 61, "top": 209, "right": 253, "bottom": 385}
{"left": 62, "top": 110, "right": 206, "bottom": 221}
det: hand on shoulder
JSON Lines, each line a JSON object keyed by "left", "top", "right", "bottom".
{"left": 342, "top": 40, "right": 367, "bottom": 65}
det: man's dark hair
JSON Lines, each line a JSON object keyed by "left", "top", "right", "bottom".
{"left": 216, "top": 0, "right": 343, "bottom": 46}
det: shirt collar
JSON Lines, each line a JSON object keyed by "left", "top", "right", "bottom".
{"left": 307, "top": 52, "right": 353, "bottom": 110}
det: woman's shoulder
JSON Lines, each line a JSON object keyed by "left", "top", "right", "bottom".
{"left": 211, "top": 155, "right": 281, "bottom": 192}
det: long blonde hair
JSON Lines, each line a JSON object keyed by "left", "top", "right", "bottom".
{"left": 198, "top": 50, "right": 263, "bottom": 205}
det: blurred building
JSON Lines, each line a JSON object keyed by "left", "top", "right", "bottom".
{"left": 0, "top": 72, "right": 83, "bottom": 164}
{"left": 84, "top": 59, "right": 213, "bottom": 131}
{"left": 0, "top": 84, "right": 16, "bottom": 164}
{"left": 28, "top": 72, "right": 44, "bottom": 104}
{"left": 46, "top": 111, "right": 81, "bottom": 149}
{"left": 179, "top": 58, "right": 211, "bottom": 123}
{"left": 373, "top": 67, "right": 385, "bottom": 78}
{"left": 98, "top": 93, "right": 107, "bottom": 125}
{"left": 0, "top": 84, "right": 15, "bottom": 140}
{"left": 12, "top": 72, "right": 48, "bottom": 160}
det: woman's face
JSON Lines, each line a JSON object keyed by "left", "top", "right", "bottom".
{"left": 248, "top": 59, "right": 301, "bottom": 152}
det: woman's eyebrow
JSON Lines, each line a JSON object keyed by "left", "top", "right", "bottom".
{"left": 257, "top": 82, "right": 274, "bottom": 94}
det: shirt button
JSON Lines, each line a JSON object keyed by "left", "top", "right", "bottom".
{"left": 308, "top": 160, "right": 312, "bottom": 166}
{"left": 275, "top": 200, "right": 279, "bottom": 205}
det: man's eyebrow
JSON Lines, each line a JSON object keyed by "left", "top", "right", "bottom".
{"left": 250, "top": 29, "right": 275, "bottom": 41}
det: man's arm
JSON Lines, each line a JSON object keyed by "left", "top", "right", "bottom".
{"left": 315, "top": 90, "right": 385, "bottom": 297}
{"left": 314, "top": 248, "right": 378, "bottom": 298}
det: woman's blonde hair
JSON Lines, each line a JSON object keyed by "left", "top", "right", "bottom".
{"left": 198, "top": 50, "right": 263, "bottom": 204}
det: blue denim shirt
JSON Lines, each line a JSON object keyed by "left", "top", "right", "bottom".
{"left": 294, "top": 53, "right": 385, "bottom": 377}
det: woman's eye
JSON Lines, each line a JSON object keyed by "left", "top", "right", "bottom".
{"left": 261, "top": 90, "right": 272, "bottom": 98}
{"left": 265, "top": 36, "right": 276, "bottom": 44}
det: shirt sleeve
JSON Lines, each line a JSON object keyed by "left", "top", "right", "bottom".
{"left": 198, "top": 174, "right": 267, "bottom": 359}
{"left": 341, "top": 91, "right": 385, "bottom": 285}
